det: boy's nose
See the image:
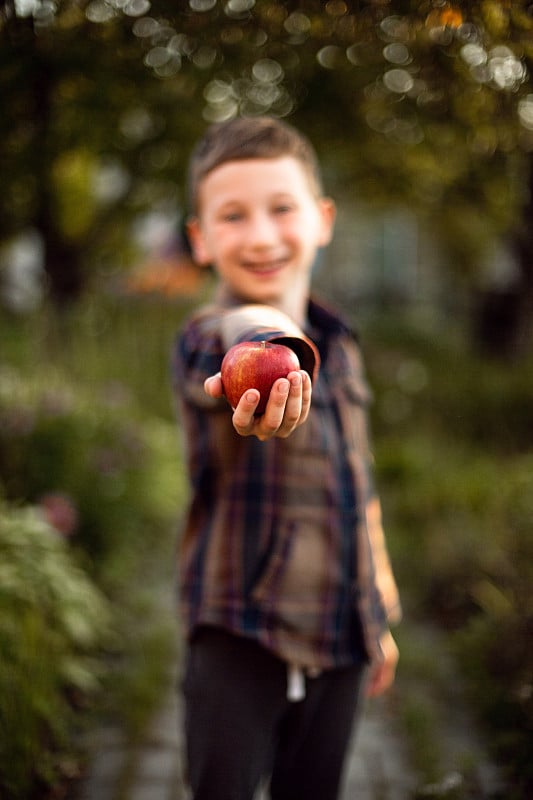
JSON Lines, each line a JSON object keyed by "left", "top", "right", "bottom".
{"left": 247, "top": 212, "right": 278, "bottom": 248}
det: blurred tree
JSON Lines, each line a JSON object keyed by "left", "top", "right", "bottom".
{"left": 1, "top": 1, "right": 532, "bottom": 352}
{"left": 0, "top": 0, "right": 202, "bottom": 303}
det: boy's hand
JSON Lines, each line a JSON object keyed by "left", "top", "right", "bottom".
{"left": 365, "top": 629, "right": 399, "bottom": 698}
{"left": 204, "top": 370, "right": 311, "bottom": 440}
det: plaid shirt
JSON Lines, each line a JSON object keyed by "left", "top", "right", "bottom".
{"left": 172, "top": 296, "right": 401, "bottom": 671}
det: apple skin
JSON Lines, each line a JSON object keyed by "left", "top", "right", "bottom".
{"left": 221, "top": 340, "right": 300, "bottom": 415}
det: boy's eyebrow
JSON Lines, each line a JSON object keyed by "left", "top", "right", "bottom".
{"left": 213, "top": 199, "right": 245, "bottom": 211}
{"left": 213, "top": 190, "right": 299, "bottom": 209}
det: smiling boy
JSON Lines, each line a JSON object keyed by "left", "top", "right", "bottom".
{"left": 173, "top": 116, "right": 401, "bottom": 800}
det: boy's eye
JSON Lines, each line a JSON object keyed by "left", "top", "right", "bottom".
{"left": 222, "top": 211, "right": 243, "bottom": 222}
{"left": 273, "top": 204, "right": 293, "bottom": 214}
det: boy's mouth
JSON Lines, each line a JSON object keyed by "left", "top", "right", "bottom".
{"left": 243, "top": 258, "right": 287, "bottom": 273}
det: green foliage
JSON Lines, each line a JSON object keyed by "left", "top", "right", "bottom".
{"left": 365, "top": 313, "right": 533, "bottom": 453}
{"left": 376, "top": 442, "right": 532, "bottom": 622}
{"left": 0, "top": 363, "right": 181, "bottom": 582}
{"left": 0, "top": 503, "right": 110, "bottom": 797}
{"left": 43, "top": 295, "right": 193, "bottom": 421}
{"left": 0, "top": 296, "right": 188, "bottom": 796}
{"left": 2, "top": 0, "right": 533, "bottom": 312}
{"left": 365, "top": 314, "right": 533, "bottom": 793}
{"left": 453, "top": 612, "right": 533, "bottom": 797}
{"left": 103, "top": 611, "right": 177, "bottom": 742}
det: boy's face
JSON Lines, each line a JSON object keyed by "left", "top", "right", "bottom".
{"left": 188, "top": 156, "right": 335, "bottom": 309}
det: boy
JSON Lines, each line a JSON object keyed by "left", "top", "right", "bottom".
{"left": 173, "top": 116, "right": 401, "bottom": 800}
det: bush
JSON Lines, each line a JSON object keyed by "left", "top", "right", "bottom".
{"left": 365, "top": 313, "right": 533, "bottom": 793}
{"left": 453, "top": 612, "right": 533, "bottom": 798}
{"left": 376, "top": 441, "right": 532, "bottom": 622}
{"left": 363, "top": 314, "right": 533, "bottom": 456}
{"left": 0, "top": 503, "right": 110, "bottom": 798}
{"left": 0, "top": 299, "right": 189, "bottom": 795}
{"left": 0, "top": 358, "right": 185, "bottom": 796}
{"left": 0, "top": 365, "right": 182, "bottom": 584}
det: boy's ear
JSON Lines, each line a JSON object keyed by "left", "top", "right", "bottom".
{"left": 317, "top": 197, "right": 336, "bottom": 247}
{"left": 186, "top": 217, "right": 211, "bottom": 267}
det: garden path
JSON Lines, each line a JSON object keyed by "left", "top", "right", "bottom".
{"left": 75, "top": 658, "right": 418, "bottom": 800}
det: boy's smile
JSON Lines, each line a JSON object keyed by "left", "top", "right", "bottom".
{"left": 188, "top": 156, "right": 335, "bottom": 321}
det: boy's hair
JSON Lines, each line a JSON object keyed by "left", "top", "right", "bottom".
{"left": 188, "top": 116, "right": 324, "bottom": 214}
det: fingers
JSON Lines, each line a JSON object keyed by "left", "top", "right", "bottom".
{"left": 231, "top": 371, "right": 311, "bottom": 440}
{"left": 366, "top": 658, "right": 395, "bottom": 698}
{"left": 204, "top": 373, "right": 224, "bottom": 398}
{"left": 366, "top": 631, "right": 399, "bottom": 698}
{"left": 231, "top": 390, "right": 262, "bottom": 435}
{"left": 299, "top": 369, "right": 312, "bottom": 423}
{"left": 254, "top": 377, "right": 294, "bottom": 440}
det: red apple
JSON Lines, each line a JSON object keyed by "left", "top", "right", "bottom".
{"left": 221, "top": 340, "right": 300, "bottom": 415}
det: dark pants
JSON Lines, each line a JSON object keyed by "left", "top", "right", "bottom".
{"left": 182, "top": 627, "right": 366, "bottom": 800}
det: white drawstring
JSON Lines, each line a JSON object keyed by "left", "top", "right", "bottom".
{"left": 286, "top": 663, "right": 305, "bottom": 701}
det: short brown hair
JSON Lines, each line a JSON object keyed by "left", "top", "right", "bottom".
{"left": 188, "top": 116, "right": 324, "bottom": 214}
